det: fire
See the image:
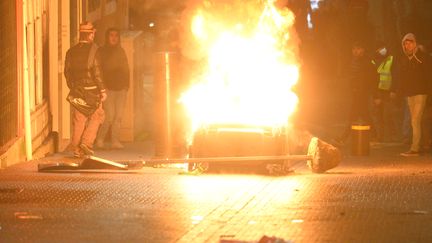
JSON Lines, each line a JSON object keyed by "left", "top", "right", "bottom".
{"left": 180, "top": 0, "right": 300, "bottom": 134}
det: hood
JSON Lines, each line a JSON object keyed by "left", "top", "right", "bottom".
{"left": 401, "top": 33, "right": 417, "bottom": 56}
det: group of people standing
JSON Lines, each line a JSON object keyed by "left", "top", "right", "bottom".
{"left": 339, "top": 32, "right": 432, "bottom": 157}
{"left": 64, "top": 21, "right": 431, "bottom": 158}
{"left": 64, "top": 22, "right": 130, "bottom": 158}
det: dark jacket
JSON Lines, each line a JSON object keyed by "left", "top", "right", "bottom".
{"left": 98, "top": 32, "right": 129, "bottom": 91}
{"left": 64, "top": 42, "right": 105, "bottom": 115}
{"left": 346, "top": 54, "right": 378, "bottom": 123}
{"left": 392, "top": 33, "right": 432, "bottom": 97}
{"left": 349, "top": 55, "right": 379, "bottom": 98}
{"left": 393, "top": 50, "right": 431, "bottom": 97}
{"left": 64, "top": 42, "right": 105, "bottom": 92}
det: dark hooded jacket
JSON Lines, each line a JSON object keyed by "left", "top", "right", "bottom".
{"left": 64, "top": 42, "right": 105, "bottom": 115}
{"left": 64, "top": 42, "right": 104, "bottom": 91}
{"left": 98, "top": 28, "right": 130, "bottom": 91}
{"left": 392, "top": 33, "right": 432, "bottom": 97}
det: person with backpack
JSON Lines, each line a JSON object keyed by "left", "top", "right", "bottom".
{"left": 64, "top": 22, "right": 107, "bottom": 157}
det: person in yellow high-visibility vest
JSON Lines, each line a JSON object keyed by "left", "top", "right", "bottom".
{"left": 371, "top": 41, "right": 401, "bottom": 142}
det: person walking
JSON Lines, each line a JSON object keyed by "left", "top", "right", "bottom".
{"left": 95, "top": 28, "right": 130, "bottom": 149}
{"left": 64, "top": 22, "right": 106, "bottom": 157}
{"left": 392, "top": 33, "right": 432, "bottom": 156}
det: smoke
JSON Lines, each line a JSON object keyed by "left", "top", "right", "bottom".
{"left": 129, "top": 0, "right": 186, "bottom": 12}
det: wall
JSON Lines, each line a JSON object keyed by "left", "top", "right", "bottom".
{"left": 82, "top": 0, "right": 129, "bottom": 45}
{"left": 0, "top": 0, "right": 62, "bottom": 168}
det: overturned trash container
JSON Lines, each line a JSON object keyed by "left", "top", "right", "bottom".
{"left": 351, "top": 124, "right": 370, "bottom": 156}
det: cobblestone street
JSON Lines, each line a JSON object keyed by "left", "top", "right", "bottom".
{"left": 2, "top": 0, "right": 432, "bottom": 242}
{"left": 1, "top": 142, "right": 432, "bottom": 242}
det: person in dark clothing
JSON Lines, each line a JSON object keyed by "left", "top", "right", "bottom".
{"left": 335, "top": 41, "right": 378, "bottom": 144}
{"left": 64, "top": 21, "right": 107, "bottom": 157}
{"left": 96, "top": 28, "right": 130, "bottom": 149}
{"left": 392, "top": 33, "right": 432, "bottom": 156}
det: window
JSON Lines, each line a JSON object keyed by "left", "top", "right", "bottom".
{"left": 105, "top": 0, "right": 117, "bottom": 15}
{"left": 88, "top": 0, "right": 101, "bottom": 13}
{"left": 85, "top": 0, "right": 102, "bottom": 22}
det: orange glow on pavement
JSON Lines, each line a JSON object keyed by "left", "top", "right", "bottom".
{"left": 178, "top": 175, "right": 303, "bottom": 227}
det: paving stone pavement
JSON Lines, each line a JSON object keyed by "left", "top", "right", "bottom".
{"left": 1, "top": 141, "right": 432, "bottom": 243}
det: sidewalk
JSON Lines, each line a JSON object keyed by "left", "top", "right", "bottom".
{"left": 1, "top": 140, "right": 432, "bottom": 242}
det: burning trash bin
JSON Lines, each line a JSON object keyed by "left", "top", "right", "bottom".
{"left": 189, "top": 125, "right": 289, "bottom": 173}
{"left": 154, "top": 0, "right": 343, "bottom": 174}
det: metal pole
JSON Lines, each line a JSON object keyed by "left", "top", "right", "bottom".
{"left": 164, "top": 52, "right": 172, "bottom": 157}
{"left": 144, "top": 154, "right": 313, "bottom": 164}
{"left": 23, "top": 0, "right": 33, "bottom": 161}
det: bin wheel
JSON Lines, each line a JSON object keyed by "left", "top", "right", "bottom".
{"left": 188, "top": 162, "right": 209, "bottom": 173}
{"left": 188, "top": 163, "right": 195, "bottom": 172}
{"left": 282, "top": 160, "right": 294, "bottom": 174}
{"left": 266, "top": 161, "right": 293, "bottom": 175}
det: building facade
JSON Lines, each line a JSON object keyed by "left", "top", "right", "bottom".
{"left": 0, "top": 0, "right": 129, "bottom": 168}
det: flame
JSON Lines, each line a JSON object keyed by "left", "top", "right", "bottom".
{"left": 180, "top": 0, "right": 300, "bottom": 134}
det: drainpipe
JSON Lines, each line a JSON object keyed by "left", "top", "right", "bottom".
{"left": 22, "top": 0, "right": 33, "bottom": 160}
